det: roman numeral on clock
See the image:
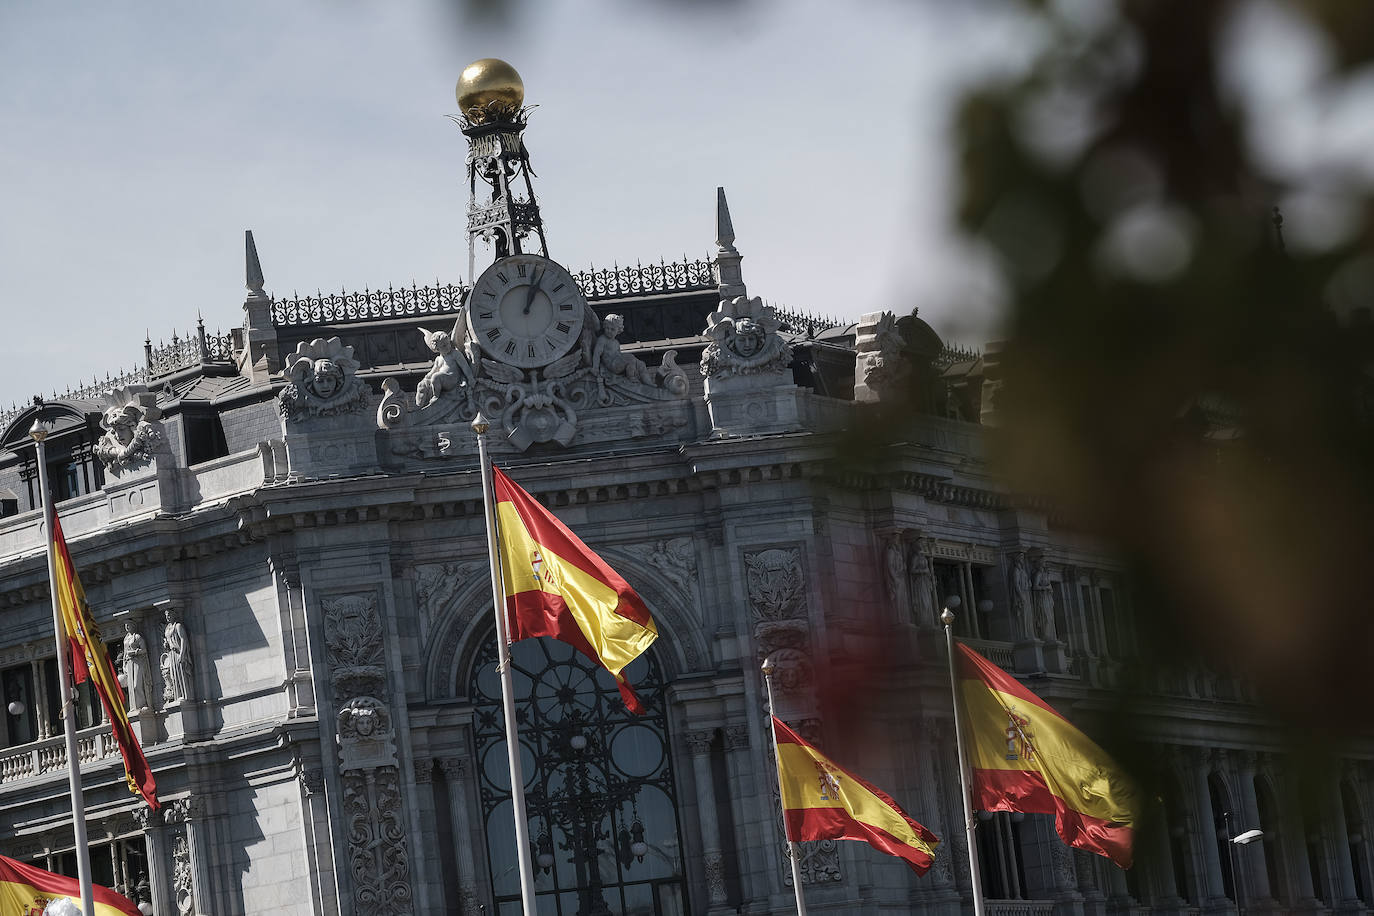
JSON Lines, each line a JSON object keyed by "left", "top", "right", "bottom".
{"left": 559, "top": 301, "right": 573, "bottom": 311}
{"left": 516, "top": 263, "right": 527, "bottom": 277}
{"left": 478, "top": 311, "right": 493, "bottom": 320}
{"left": 504, "top": 340, "right": 517, "bottom": 355}
{"left": 486, "top": 328, "right": 501, "bottom": 342}
{"left": 555, "top": 321, "right": 571, "bottom": 335}
{"left": 527, "top": 343, "right": 537, "bottom": 359}
{"left": 551, "top": 282, "right": 564, "bottom": 292}
{"left": 496, "top": 270, "right": 509, "bottom": 285}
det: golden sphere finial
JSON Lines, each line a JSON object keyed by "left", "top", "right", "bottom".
{"left": 456, "top": 58, "right": 525, "bottom": 122}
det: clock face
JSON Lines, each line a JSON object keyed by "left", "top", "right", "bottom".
{"left": 468, "top": 254, "right": 586, "bottom": 368}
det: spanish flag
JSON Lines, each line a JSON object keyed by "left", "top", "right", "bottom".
{"left": 956, "top": 643, "right": 1137, "bottom": 867}
{"left": 0, "top": 853, "right": 141, "bottom": 915}
{"left": 773, "top": 717, "right": 939, "bottom": 874}
{"left": 52, "top": 513, "right": 159, "bottom": 810}
{"left": 492, "top": 466, "right": 658, "bottom": 713}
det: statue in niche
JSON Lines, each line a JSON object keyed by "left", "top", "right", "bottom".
{"left": 907, "top": 538, "right": 938, "bottom": 628}
{"left": 122, "top": 621, "right": 153, "bottom": 712}
{"left": 416, "top": 321, "right": 476, "bottom": 409}
{"left": 161, "top": 607, "right": 193, "bottom": 703}
{"left": 279, "top": 337, "right": 370, "bottom": 421}
{"left": 94, "top": 387, "right": 164, "bottom": 474}
{"left": 883, "top": 535, "right": 909, "bottom": 616}
{"left": 1010, "top": 552, "right": 1033, "bottom": 640}
{"left": 1030, "top": 550, "right": 1057, "bottom": 642}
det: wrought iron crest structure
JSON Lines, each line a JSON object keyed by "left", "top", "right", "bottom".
{"left": 469, "top": 637, "right": 688, "bottom": 916}
{"left": 271, "top": 282, "right": 470, "bottom": 328}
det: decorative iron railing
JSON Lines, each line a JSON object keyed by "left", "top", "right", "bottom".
{"left": 770, "top": 303, "right": 845, "bottom": 337}
{"left": 145, "top": 327, "right": 235, "bottom": 379}
{"left": 934, "top": 343, "right": 981, "bottom": 368}
{"left": 271, "top": 282, "right": 470, "bottom": 327}
{"left": 570, "top": 257, "right": 717, "bottom": 300}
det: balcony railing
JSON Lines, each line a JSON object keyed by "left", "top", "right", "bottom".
{"left": 0, "top": 725, "right": 122, "bottom": 786}
{"left": 985, "top": 901, "right": 1055, "bottom": 916}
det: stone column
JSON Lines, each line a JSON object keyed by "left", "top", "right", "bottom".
{"left": 439, "top": 756, "right": 484, "bottom": 916}
{"left": 134, "top": 804, "right": 171, "bottom": 916}
{"left": 1235, "top": 751, "right": 1273, "bottom": 904}
{"left": 29, "top": 658, "right": 50, "bottom": 739}
{"left": 1188, "top": 748, "right": 1228, "bottom": 908}
{"left": 166, "top": 795, "right": 212, "bottom": 916}
{"left": 271, "top": 553, "right": 316, "bottom": 718}
{"left": 685, "top": 729, "right": 729, "bottom": 910}
{"left": 912, "top": 717, "right": 956, "bottom": 901}
{"left": 1324, "top": 769, "right": 1361, "bottom": 912}
{"left": 721, "top": 722, "right": 768, "bottom": 909}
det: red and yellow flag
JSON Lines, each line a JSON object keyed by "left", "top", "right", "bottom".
{"left": 956, "top": 643, "right": 1137, "bottom": 867}
{"left": 773, "top": 717, "right": 939, "bottom": 874}
{"left": 492, "top": 465, "right": 658, "bottom": 713}
{"left": 52, "top": 513, "right": 159, "bottom": 810}
{"left": 0, "top": 853, "right": 141, "bottom": 916}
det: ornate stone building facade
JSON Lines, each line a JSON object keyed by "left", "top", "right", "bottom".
{"left": 0, "top": 73, "right": 1371, "bottom": 916}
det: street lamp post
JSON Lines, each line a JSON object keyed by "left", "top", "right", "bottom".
{"left": 1224, "top": 810, "right": 1265, "bottom": 916}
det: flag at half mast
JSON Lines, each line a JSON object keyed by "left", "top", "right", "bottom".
{"left": 0, "top": 854, "right": 141, "bottom": 916}
{"left": 773, "top": 717, "right": 939, "bottom": 874}
{"left": 956, "top": 642, "right": 1137, "bottom": 867}
{"left": 52, "top": 513, "right": 159, "bottom": 810}
{"left": 492, "top": 465, "right": 658, "bottom": 713}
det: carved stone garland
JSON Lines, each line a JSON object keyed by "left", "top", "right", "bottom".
{"left": 322, "top": 594, "right": 414, "bottom": 914}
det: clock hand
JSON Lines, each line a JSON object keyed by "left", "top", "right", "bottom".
{"left": 522, "top": 268, "right": 542, "bottom": 316}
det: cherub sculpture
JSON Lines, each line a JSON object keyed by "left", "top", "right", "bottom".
{"left": 416, "top": 310, "right": 476, "bottom": 409}
{"left": 591, "top": 314, "right": 654, "bottom": 385}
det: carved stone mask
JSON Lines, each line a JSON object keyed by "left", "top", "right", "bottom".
{"left": 311, "top": 359, "right": 343, "bottom": 398}
{"left": 102, "top": 405, "right": 139, "bottom": 444}
{"left": 733, "top": 318, "right": 765, "bottom": 357}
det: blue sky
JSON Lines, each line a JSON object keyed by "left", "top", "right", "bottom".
{"left": 0, "top": 1, "right": 1032, "bottom": 401}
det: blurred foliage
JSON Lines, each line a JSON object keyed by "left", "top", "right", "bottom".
{"left": 956, "top": 0, "right": 1374, "bottom": 732}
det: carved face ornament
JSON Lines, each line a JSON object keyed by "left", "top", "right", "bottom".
{"left": 732, "top": 317, "right": 765, "bottom": 357}
{"left": 311, "top": 359, "right": 344, "bottom": 399}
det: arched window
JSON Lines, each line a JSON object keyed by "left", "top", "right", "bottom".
{"left": 1207, "top": 773, "right": 1235, "bottom": 901}
{"left": 1255, "top": 776, "right": 1285, "bottom": 902}
{"left": 976, "top": 811, "right": 1028, "bottom": 900}
{"left": 1162, "top": 778, "right": 1192, "bottom": 903}
{"left": 1344, "top": 782, "right": 1370, "bottom": 905}
{"left": 469, "top": 635, "right": 688, "bottom": 915}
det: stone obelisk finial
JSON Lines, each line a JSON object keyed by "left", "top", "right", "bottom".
{"left": 246, "top": 230, "right": 267, "bottom": 299}
{"left": 240, "top": 229, "right": 279, "bottom": 383}
{"left": 715, "top": 187, "right": 745, "bottom": 299}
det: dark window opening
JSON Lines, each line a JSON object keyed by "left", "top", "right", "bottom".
{"left": 185, "top": 413, "right": 230, "bottom": 465}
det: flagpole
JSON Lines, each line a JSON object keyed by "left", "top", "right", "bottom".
{"left": 761, "top": 657, "right": 809, "bottom": 916}
{"left": 471, "top": 412, "right": 539, "bottom": 916}
{"left": 941, "top": 600, "right": 986, "bottom": 916}
{"left": 29, "top": 415, "right": 97, "bottom": 916}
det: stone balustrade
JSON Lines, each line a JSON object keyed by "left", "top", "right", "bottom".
{"left": 0, "top": 725, "right": 121, "bottom": 786}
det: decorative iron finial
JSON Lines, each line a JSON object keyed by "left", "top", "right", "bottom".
{"left": 1271, "top": 206, "right": 1287, "bottom": 256}
{"left": 716, "top": 186, "right": 737, "bottom": 255}
{"left": 246, "top": 230, "right": 266, "bottom": 297}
